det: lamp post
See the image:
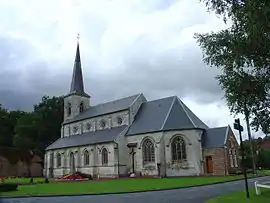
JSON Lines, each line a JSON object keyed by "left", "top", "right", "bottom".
{"left": 234, "top": 118, "right": 250, "bottom": 199}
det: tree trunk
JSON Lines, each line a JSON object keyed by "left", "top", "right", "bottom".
{"left": 244, "top": 112, "right": 256, "bottom": 174}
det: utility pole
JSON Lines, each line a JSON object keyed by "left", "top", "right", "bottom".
{"left": 234, "top": 118, "right": 250, "bottom": 199}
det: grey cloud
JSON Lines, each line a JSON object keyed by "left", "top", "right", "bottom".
{"left": 0, "top": 32, "right": 224, "bottom": 111}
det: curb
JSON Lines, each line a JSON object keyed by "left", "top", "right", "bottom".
{"left": 1, "top": 175, "right": 268, "bottom": 199}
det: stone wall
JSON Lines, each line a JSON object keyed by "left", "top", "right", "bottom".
{"left": 45, "top": 142, "right": 121, "bottom": 178}
{"left": 126, "top": 129, "right": 204, "bottom": 177}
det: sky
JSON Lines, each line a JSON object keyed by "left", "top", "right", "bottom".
{"left": 0, "top": 0, "right": 263, "bottom": 139}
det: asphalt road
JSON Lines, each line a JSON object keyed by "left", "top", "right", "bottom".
{"left": 1, "top": 176, "right": 269, "bottom": 203}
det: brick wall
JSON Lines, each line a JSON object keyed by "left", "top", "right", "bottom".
{"left": 203, "top": 148, "right": 228, "bottom": 176}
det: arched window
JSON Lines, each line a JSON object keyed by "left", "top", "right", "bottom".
{"left": 142, "top": 139, "right": 155, "bottom": 165}
{"left": 79, "top": 102, "right": 84, "bottom": 113}
{"left": 233, "top": 149, "right": 238, "bottom": 167}
{"left": 56, "top": 153, "right": 61, "bottom": 167}
{"left": 117, "top": 117, "right": 123, "bottom": 125}
{"left": 84, "top": 150, "right": 90, "bottom": 165}
{"left": 101, "top": 148, "right": 108, "bottom": 165}
{"left": 99, "top": 120, "right": 106, "bottom": 129}
{"left": 67, "top": 103, "right": 71, "bottom": 116}
{"left": 86, "top": 123, "right": 91, "bottom": 131}
{"left": 229, "top": 150, "right": 234, "bottom": 167}
{"left": 171, "top": 136, "right": 187, "bottom": 163}
{"left": 70, "top": 152, "right": 75, "bottom": 172}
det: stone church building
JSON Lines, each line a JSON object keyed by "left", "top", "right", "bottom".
{"left": 44, "top": 42, "right": 239, "bottom": 178}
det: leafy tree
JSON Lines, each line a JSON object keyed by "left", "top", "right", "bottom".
{"left": 33, "top": 95, "right": 64, "bottom": 153}
{"left": 195, "top": 0, "right": 270, "bottom": 173}
{"left": 195, "top": 0, "right": 270, "bottom": 132}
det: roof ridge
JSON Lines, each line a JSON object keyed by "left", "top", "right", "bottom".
{"left": 146, "top": 95, "right": 176, "bottom": 103}
{"left": 92, "top": 93, "right": 141, "bottom": 107}
{"left": 177, "top": 97, "right": 196, "bottom": 127}
{"left": 160, "top": 96, "right": 177, "bottom": 130}
{"left": 208, "top": 126, "right": 228, "bottom": 130}
{"left": 129, "top": 93, "right": 144, "bottom": 107}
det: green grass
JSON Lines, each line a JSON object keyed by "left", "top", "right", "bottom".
{"left": 207, "top": 189, "right": 270, "bottom": 203}
{"left": 1, "top": 175, "right": 255, "bottom": 197}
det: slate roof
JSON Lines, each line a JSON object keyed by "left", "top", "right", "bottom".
{"left": 202, "top": 126, "right": 229, "bottom": 148}
{"left": 126, "top": 96, "right": 209, "bottom": 136}
{"left": 63, "top": 93, "right": 141, "bottom": 124}
{"left": 65, "top": 42, "right": 90, "bottom": 98}
{"left": 46, "top": 126, "right": 127, "bottom": 150}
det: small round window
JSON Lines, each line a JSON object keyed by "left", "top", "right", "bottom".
{"left": 100, "top": 120, "right": 106, "bottom": 128}
{"left": 117, "top": 117, "right": 123, "bottom": 125}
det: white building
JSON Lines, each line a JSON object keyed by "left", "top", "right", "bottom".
{"left": 44, "top": 42, "right": 239, "bottom": 178}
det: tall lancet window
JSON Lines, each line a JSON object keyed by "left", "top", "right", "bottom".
{"left": 171, "top": 136, "right": 187, "bottom": 163}
{"left": 67, "top": 103, "right": 72, "bottom": 116}
{"left": 79, "top": 102, "right": 84, "bottom": 113}
{"left": 142, "top": 139, "right": 155, "bottom": 165}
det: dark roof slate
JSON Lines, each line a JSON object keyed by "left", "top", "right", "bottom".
{"left": 46, "top": 126, "right": 127, "bottom": 150}
{"left": 202, "top": 126, "right": 228, "bottom": 148}
{"left": 63, "top": 93, "right": 141, "bottom": 124}
{"left": 126, "top": 96, "right": 209, "bottom": 136}
{"left": 66, "top": 42, "right": 90, "bottom": 98}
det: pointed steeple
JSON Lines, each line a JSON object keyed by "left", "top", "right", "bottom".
{"left": 68, "top": 35, "right": 90, "bottom": 98}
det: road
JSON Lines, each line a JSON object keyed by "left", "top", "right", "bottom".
{"left": 1, "top": 176, "right": 269, "bottom": 203}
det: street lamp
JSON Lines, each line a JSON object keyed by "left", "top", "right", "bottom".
{"left": 234, "top": 118, "right": 250, "bottom": 199}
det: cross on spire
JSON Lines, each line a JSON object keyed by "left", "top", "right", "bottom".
{"left": 77, "top": 33, "right": 80, "bottom": 43}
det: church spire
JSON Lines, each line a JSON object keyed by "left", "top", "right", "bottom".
{"left": 69, "top": 34, "right": 90, "bottom": 98}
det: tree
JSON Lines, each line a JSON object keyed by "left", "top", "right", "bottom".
{"left": 33, "top": 95, "right": 64, "bottom": 153}
{"left": 195, "top": 0, "right": 270, "bottom": 132}
{"left": 0, "top": 104, "right": 12, "bottom": 146}
{"left": 13, "top": 95, "right": 64, "bottom": 156}
{"left": 195, "top": 0, "right": 270, "bottom": 173}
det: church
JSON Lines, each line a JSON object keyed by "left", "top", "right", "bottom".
{"left": 44, "top": 41, "right": 240, "bottom": 178}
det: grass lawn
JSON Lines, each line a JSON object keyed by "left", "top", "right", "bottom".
{"left": 207, "top": 189, "right": 270, "bottom": 203}
{"left": 0, "top": 175, "right": 259, "bottom": 197}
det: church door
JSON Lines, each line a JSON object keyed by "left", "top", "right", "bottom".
{"left": 205, "top": 156, "right": 213, "bottom": 174}
{"left": 70, "top": 152, "right": 75, "bottom": 174}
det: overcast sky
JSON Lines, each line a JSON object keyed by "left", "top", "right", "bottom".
{"left": 0, "top": 0, "right": 263, "bottom": 139}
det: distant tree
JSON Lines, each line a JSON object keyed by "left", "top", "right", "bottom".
{"left": 257, "top": 149, "right": 270, "bottom": 169}
{"left": 13, "top": 95, "right": 64, "bottom": 155}
{"left": 0, "top": 104, "right": 12, "bottom": 146}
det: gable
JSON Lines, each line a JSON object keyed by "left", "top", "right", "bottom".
{"left": 127, "top": 96, "right": 209, "bottom": 136}
{"left": 202, "top": 126, "right": 228, "bottom": 148}
{"left": 63, "top": 93, "right": 141, "bottom": 124}
{"left": 226, "top": 126, "right": 239, "bottom": 148}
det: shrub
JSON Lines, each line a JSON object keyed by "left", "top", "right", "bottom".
{"left": 0, "top": 183, "right": 18, "bottom": 192}
{"left": 45, "top": 178, "right": 49, "bottom": 183}
{"left": 228, "top": 168, "right": 243, "bottom": 175}
{"left": 75, "top": 172, "right": 93, "bottom": 180}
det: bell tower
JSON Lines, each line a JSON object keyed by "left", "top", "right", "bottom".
{"left": 63, "top": 35, "right": 90, "bottom": 121}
